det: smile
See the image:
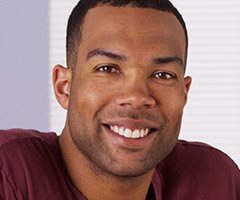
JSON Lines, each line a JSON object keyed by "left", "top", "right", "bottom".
{"left": 109, "top": 126, "right": 150, "bottom": 139}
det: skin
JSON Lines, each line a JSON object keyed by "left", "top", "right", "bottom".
{"left": 53, "top": 6, "right": 192, "bottom": 200}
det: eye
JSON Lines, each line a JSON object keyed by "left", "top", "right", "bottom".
{"left": 151, "top": 71, "right": 177, "bottom": 80}
{"left": 95, "top": 64, "right": 120, "bottom": 74}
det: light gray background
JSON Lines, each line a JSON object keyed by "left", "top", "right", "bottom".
{"left": 0, "top": 0, "right": 49, "bottom": 130}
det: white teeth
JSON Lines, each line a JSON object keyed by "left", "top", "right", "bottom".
{"left": 119, "top": 127, "right": 124, "bottom": 136}
{"left": 132, "top": 130, "right": 140, "bottom": 138}
{"left": 144, "top": 129, "right": 148, "bottom": 136}
{"left": 125, "top": 129, "right": 132, "bottom": 138}
{"left": 113, "top": 126, "right": 119, "bottom": 133}
{"left": 140, "top": 129, "right": 145, "bottom": 137}
{"left": 110, "top": 126, "right": 150, "bottom": 139}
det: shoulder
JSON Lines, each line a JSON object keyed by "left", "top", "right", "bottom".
{"left": 0, "top": 129, "right": 67, "bottom": 199}
{"left": 156, "top": 140, "right": 240, "bottom": 198}
{"left": 0, "top": 128, "right": 59, "bottom": 166}
{"left": 174, "top": 140, "right": 239, "bottom": 169}
{"left": 159, "top": 140, "right": 239, "bottom": 176}
{"left": 0, "top": 128, "right": 58, "bottom": 149}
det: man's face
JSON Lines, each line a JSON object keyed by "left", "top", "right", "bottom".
{"left": 67, "top": 6, "right": 191, "bottom": 177}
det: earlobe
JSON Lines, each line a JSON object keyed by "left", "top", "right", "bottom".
{"left": 52, "top": 65, "right": 72, "bottom": 109}
{"left": 183, "top": 76, "right": 192, "bottom": 105}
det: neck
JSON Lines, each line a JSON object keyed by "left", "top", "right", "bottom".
{"left": 59, "top": 128, "right": 155, "bottom": 200}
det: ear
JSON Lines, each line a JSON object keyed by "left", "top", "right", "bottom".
{"left": 183, "top": 76, "right": 192, "bottom": 105}
{"left": 52, "top": 65, "right": 72, "bottom": 110}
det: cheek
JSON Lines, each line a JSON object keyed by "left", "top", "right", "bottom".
{"left": 70, "top": 79, "right": 112, "bottom": 118}
{"left": 154, "top": 86, "right": 186, "bottom": 118}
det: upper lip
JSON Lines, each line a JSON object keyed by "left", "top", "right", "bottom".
{"left": 102, "top": 118, "right": 160, "bottom": 131}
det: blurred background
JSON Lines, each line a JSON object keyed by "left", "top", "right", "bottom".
{"left": 0, "top": 0, "right": 239, "bottom": 166}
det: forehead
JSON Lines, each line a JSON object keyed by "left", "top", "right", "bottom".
{"left": 78, "top": 6, "right": 186, "bottom": 62}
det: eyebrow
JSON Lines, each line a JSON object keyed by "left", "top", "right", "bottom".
{"left": 86, "top": 48, "right": 184, "bottom": 67}
{"left": 153, "top": 56, "right": 184, "bottom": 66}
{"left": 86, "top": 48, "right": 127, "bottom": 62}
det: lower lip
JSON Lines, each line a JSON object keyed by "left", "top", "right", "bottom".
{"left": 102, "top": 125, "right": 157, "bottom": 150}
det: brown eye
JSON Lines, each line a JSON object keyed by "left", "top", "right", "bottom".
{"left": 152, "top": 71, "right": 176, "bottom": 80}
{"left": 96, "top": 65, "right": 120, "bottom": 74}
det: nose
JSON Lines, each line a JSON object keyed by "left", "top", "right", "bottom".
{"left": 114, "top": 79, "right": 156, "bottom": 110}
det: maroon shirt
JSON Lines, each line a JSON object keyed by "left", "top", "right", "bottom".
{"left": 0, "top": 129, "right": 239, "bottom": 200}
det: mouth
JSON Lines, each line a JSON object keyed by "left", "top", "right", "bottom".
{"left": 103, "top": 124, "right": 157, "bottom": 139}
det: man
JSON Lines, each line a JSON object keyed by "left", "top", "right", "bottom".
{"left": 0, "top": 0, "right": 239, "bottom": 199}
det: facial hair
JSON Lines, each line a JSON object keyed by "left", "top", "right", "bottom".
{"left": 68, "top": 107, "right": 182, "bottom": 178}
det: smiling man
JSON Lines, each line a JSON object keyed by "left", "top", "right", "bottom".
{"left": 0, "top": 0, "right": 240, "bottom": 200}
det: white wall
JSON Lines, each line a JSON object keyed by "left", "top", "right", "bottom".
{"left": 0, "top": 0, "right": 49, "bottom": 131}
{"left": 49, "top": 0, "right": 240, "bottom": 166}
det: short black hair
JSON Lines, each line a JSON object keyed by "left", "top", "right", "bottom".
{"left": 66, "top": 0, "right": 188, "bottom": 69}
